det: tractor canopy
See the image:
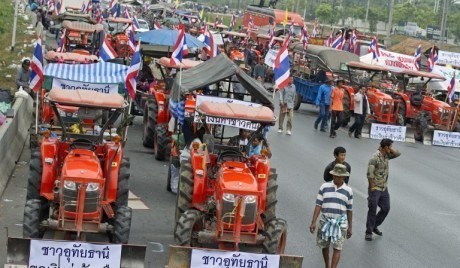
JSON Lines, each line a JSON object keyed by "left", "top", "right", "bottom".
{"left": 157, "top": 57, "right": 203, "bottom": 69}
{"left": 170, "top": 53, "right": 274, "bottom": 108}
{"left": 45, "top": 51, "right": 99, "bottom": 63}
{"left": 196, "top": 101, "right": 276, "bottom": 124}
{"left": 47, "top": 88, "right": 127, "bottom": 109}
{"left": 62, "top": 20, "right": 104, "bottom": 33}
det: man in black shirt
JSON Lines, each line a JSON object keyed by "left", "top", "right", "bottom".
{"left": 323, "top": 147, "right": 351, "bottom": 184}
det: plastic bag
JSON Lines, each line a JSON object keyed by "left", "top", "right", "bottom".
{"left": 170, "top": 164, "right": 179, "bottom": 194}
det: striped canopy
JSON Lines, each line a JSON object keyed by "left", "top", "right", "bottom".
{"left": 44, "top": 62, "right": 128, "bottom": 84}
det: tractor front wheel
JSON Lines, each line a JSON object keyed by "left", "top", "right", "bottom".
{"left": 293, "top": 92, "right": 302, "bottom": 111}
{"left": 26, "top": 149, "right": 42, "bottom": 200}
{"left": 116, "top": 157, "right": 130, "bottom": 208}
{"left": 142, "top": 99, "right": 158, "bottom": 148}
{"left": 174, "top": 209, "right": 203, "bottom": 247}
{"left": 154, "top": 125, "right": 170, "bottom": 161}
{"left": 262, "top": 218, "right": 288, "bottom": 254}
{"left": 167, "top": 156, "right": 180, "bottom": 192}
{"left": 175, "top": 160, "right": 193, "bottom": 223}
{"left": 262, "top": 168, "right": 278, "bottom": 224}
{"left": 23, "top": 199, "right": 45, "bottom": 238}
{"left": 110, "top": 206, "right": 132, "bottom": 244}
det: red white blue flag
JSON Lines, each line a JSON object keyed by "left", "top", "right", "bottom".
{"left": 100, "top": 37, "right": 118, "bottom": 61}
{"left": 128, "top": 26, "right": 136, "bottom": 53}
{"left": 331, "top": 32, "right": 344, "bottom": 50}
{"left": 312, "top": 20, "right": 318, "bottom": 37}
{"left": 249, "top": 16, "right": 254, "bottom": 29}
{"left": 56, "top": 29, "right": 66, "bottom": 52}
{"left": 427, "top": 46, "right": 438, "bottom": 72}
{"left": 414, "top": 44, "right": 421, "bottom": 70}
{"left": 124, "top": 7, "right": 131, "bottom": 19}
{"left": 447, "top": 72, "right": 456, "bottom": 103}
{"left": 133, "top": 15, "right": 140, "bottom": 30}
{"left": 85, "top": 0, "right": 92, "bottom": 14}
{"left": 229, "top": 13, "right": 236, "bottom": 31}
{"left": 154, "top": 20, "right": 162, "bottom": 30}
{"left": 350, "top": 30, "right": 357, "bottom": 53}
{"left": 368, "top": 36, "right": 380, "bottom": 61}
{"left": 81, "top": 1, "right": 86, "bottom": 13}
{"left": 325, "top": 31, "right": 333, "bottom": 47}
{"left": 301, "top": 26, "right": 309, "bottom": 50}
{"left": 170, "top": 26, "right": 186, "bottom": 65}
{"left": 29, "top": 37, "right": 44, "bottom": 92}
{"left": 125, "top": 42, "right": 141, "bottom": 99}
{"left": 109, "top": 0, "right": 118, "bottom": 16}
{"left": 274, "top": 36, "right": 291, "bottom": 90}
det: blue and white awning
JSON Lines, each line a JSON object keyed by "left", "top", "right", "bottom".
{"left": 44, "top": 62, "right": 128, "bottom": 84}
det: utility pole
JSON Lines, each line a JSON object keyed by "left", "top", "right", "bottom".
{"left": 440, "top": 0, "right": 448, "bottom": 44}
{"left": 365, "top": 0, "right": 370, "bottom": 22}
{"left": 11, "top": 0, "right": 20, "bottom": 51}
{"left": 386, "top": 0, "right": 394, "bottom": 37}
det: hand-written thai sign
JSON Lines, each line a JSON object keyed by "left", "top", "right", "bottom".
{"left": 29, "top": 240, "right": 122, "bottom": 268}
{"left": 377, "top": 50, "right": 417, "bottom": 71}
{"left": 194, "top": 95, "right": 261, "bottom": 123}
{"left": 264, "top": 49, "right": 279, "bottom": 68}
{"left": 437, "top": 50, "right": 460, "bottom": 67}
{"left": 191, "top": 249, "right": 280, "bottom": 268}
{"left": 432, "top": 130, "right": 460, "bottom": 148}
{"left": 206, "top": 116, "right": 259, "bottom": 131}
{"left": 52, "top": 78, "right": 119, "bottom": 94}
{"left": 370, "top": 123, "right": 406, "bottom": 142}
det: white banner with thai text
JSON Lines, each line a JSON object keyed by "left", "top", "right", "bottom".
{"left": 432, "top": 130, "right": 460, "bottom": 148}
{"left": 52, "top": 78, "right": 119, "bottom": 94}
{"left": 370, "top": 123, "right": 406, "bottom": 142}
{"left": 438, "top": 50, "right": 460, "bottom": 67}
{"left": 264, "top": 49, "right": 279, "bottom": 68}
{"left": 29, "top": 239, "right": 121, "bottom": 268}
{"left": 377, "top": 50, "right": 417, "bottom": 72}
{"left": 191, "top": 248, "right": 280, "bottom": 268}
{"left": 194, "top": 95, "right": 261, "bottom": 123}
{"left": 206, "top": 116, "right": 259, "bottom": 131}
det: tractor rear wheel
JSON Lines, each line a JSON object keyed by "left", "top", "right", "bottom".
{"left": 23, "top": 199, "right": 45, "bottom": 238}
{"left": 175, "top": 160, "right": 193, "bottom": 223}
{"left": 167, "top": 156, "right": 180, "bottom": 192}
{"left": 110, "top": 206, "right": 132, "bottom": 244}
{"left": 142, "top": 99, "right": 158, "bottom": 148}
{"left": 116, "top": 157, "right": 130, "bottom": 208}
{"left": 26, "top": 149, "right": 42, "bottom": 200}
{"left": 293, "top": 92, "right": 302, "bottom": 110}
{"left": 154, "top": 125, "right": 170, "bottom": 161}
{"left": 262, "top": 218, "right": 288, "bottom": 254}
{"left": 262, "top": 168, "right": 278, "bottom": 224}
{"left": 174, "top": 209, "right": 203, "bottom": 247}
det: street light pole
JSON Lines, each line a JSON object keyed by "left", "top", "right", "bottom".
{"left": 386, "top": 0, "right": 394, "bottom": 37}
{"left": 365, "top": 0, "right": 370, "bottom": 22}
{"left": 11, "top": 0, "right": 20, "bottom": 51}
{"left": 440, "top": 0, "right": 448, "bottom": 44}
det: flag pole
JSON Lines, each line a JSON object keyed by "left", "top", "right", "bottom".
{"left": 35, "top": 89, "right": 39, "bottom": 135}
{"left": 124, "top": 96, "right": 133, "bottom": 142}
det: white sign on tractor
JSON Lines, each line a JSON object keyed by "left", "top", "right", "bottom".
{"left": 432, "top": 130, "right": 460, "bottom": 148}
{"left": 191, "top": 248, "right": 280, "bottom": 268}
{"left": 370, "top": 123, "right": 407, "bottom": 142}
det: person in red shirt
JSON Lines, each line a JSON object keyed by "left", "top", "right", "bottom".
{"left": 329, "top": 78, "right": 345, "bottom": 138}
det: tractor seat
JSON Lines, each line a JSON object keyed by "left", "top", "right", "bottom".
{"left": 410, "top": 92, "right": 423, "bottom": 107}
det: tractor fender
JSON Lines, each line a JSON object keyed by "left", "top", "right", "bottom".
{"left": 250, "top": 156, "right": 270, "bottom": 210}
{"left": 343, "top": 85, "right": 355, "bottom": 111}
{"left": 40, "top": 138, "right": 59, "bottom": 200}
{"left": 104, "top": 143, "right": 124, "bottom": 203}
{"left": 153, "top": 90, "right": 168, "bottom": 124}
{"left": 393, "top": 92, "right": 410, "bottom": 117}
{"left": 190, "top": 152, "right": 208, "bottom": 205}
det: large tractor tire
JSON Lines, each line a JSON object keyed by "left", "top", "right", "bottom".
{"left": 110, "top": 206, "right": 132, "bottom": 244}
{"left": 142, "top": 99, "right": 158, "bottom": 148}
{"left": 26, "top": 149, "right": 42, "bottom": 200}
{"left": 167, "top": 156, "right": 180, "bottom": 192}
{"left": 262, "top": 168, "right": 278, "bottom": 224}
{"left": 293, "top": 92, "right": 302, "bottom": 111}
{"left": 154, "top": 125, "right": 171, "bottom": 161}
{"left": 174, "top": 160, "right": 193, "bottom": 223}
{"left": 262, "top": 218, "right": 288, "bottom": 254}
{"left": 23, "top": 199, "right": 45, "bottom": 238}
{"left": 116, "top": 157, "right": 130, "bottom": 208}
{"left": 174, "top": 209, "right": 203, "bottom": 247}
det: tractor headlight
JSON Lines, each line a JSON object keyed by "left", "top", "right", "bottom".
{"left": 223, "top": 193, "right": 235, "bottom": 202}
{"left": 86, "top": 183, "right": 99, "bottom": 191}
{"left": 245, "top": 195, "right": 257, "bottom": 203}
{"left": 64, "top": 181, "right": 76, "bottom": 191}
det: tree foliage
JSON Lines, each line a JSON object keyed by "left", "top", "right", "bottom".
{"left": 315, "top": 3, "right": 333, "bottom": 24}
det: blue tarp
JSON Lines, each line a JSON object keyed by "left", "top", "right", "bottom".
{"left": 136, "top": 29, "right": 205, "bottom": 48}
{"left": 44, "top": 62, "right": 128, "bottom": 84}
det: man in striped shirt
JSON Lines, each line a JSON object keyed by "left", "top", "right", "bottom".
{"left": 310, "top": 164, "right": 353, "bottom": 268}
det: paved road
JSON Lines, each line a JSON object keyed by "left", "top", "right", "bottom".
{"left": 1, "top": 102, "right": 460, "bottom": 267}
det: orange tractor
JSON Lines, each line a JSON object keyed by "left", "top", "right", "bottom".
{"left": 61, "top": 20, "right": 104, "bottom": 55}
{"left": 106, "top": 17, "right": 135, "bottom": 58}
{"left": 174, "top": 101, "right": 287, "bottom": 253}
{"left": 23, "top": 89, "right": 132, "bottom": 243}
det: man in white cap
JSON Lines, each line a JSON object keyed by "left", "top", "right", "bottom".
{"left": 310, "top": 163, "right": 353, "bottom": 268}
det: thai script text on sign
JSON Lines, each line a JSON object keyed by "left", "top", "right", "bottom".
{"left": 52, "top": 78, "right": 119, "bottom": 94}
{"left": 29, "top": 239, "right": 121, "bottom": 268}
{"left": 264, "top": 49, "right": 279, "bottom": 68}
{"left": 206, "top": 116, "right": 259, "bottom": 131}
{"left": 432, "top": 130, "right": 460, "bottom": 148}
{"left": 378, "top": 50, "right": 417, "bottom": 71}
{"left": 194, "top": 95, "right": 261, "bottom": 123}
{"left": 370, "top": 123, "right": 406, "bottom": 142}
{"left": 191, "top": 248, "right": 280, "bottom": 268}
{"left": 437, "top": 50, "right": 460, "bottom": 67}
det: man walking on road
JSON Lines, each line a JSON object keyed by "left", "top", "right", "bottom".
{"left": 323, "top": 147, "right": 351, "bottom": 184}
{"left": 278, "top": 78, "right": 296, "bottom": 135}
{"left": 349, "top": 85, "right": 370, "bottom": 139}
{"left": 365, "top": 139, "right": 401, "bottom": 241}
{"left": 310, "top": 164, "right": 353, "bottom": 268}
{"left": 329, "top": 78, "right": 345, "bottom": 138}
{"left": 314, "top": 77, "right": 334, "bottom": 132}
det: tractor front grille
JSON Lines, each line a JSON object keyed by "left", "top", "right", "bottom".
{"left": 221, "top": 195, "right": 257, "bottom": 225}
{"left": 62, "top": 184, "right": 100, "bottom": 213}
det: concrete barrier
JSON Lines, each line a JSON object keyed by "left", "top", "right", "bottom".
{"left": 0, "top": 94, "right": 33, "bottom": 196}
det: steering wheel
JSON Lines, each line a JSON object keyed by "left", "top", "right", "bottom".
{"left": 217, "top": 149, "right": 246, "bottom": 163}
{"left": 70, "top": 139, "right": 97, "bottom": 151}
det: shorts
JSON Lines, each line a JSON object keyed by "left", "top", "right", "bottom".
{"left": 316, "top": 220, "right": 347, "bottom": 250}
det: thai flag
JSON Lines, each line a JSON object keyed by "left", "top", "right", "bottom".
{"left": 48, "top": 0, "right": 55, "bottom": 12}
{"left": 99, "top": 37, "right": 118, "bottom": 61}
{"left": 154, "top": 21, "right": 162, "bottom": 30}
{"left": 289, "top": 23, "right": 294, "bottom": 36}
{"left": 301, "top": 26, "right": 309, "bottom": 50}
{"left": 170, "top": 26, "right": 186, "bottom": 65}
{"left": 54, "top": 0, "right": 62, "bottom": 16}
{"left": 81, "top": 1, "right": 86, "bottom": 13}
{"left": 204, "top": 28, "right": 218, "bottom": 58}
{"left": 369, "top": 36, "right": 380, "bottom": 61}
{"left": 201, "top": 20, "right": 207, "bottom": 34}
{"left": 125, "top": 42, "right": 141, "bottom": 100}
{"left": 133, "top": 15, "right": 140, "bottom": 30}
{"left": 229, "top": 13, "right": 236, "bottom": 31}
{"left": 274, "top": 37, "right": 291, "bottom": 90}
{"left": 325, "top": 31, "right": 333, "bottom": 47}
{"left": 128, "top": 26, "right": 136, "bottom": 53}
{"left": 56, "top": 29, "right": 66, "bottom": 52}
{"left": 427, "top": 46, "right": 438, "bottom": 72}
{"left": 268, "top": 27, "right": 275, "bottom": 49}
{"left": 350, "top": 30, "right": 357, "bottom": 52}
{"left": 29, "top": 37, "right": 44, "bottom": 93}
{"left": 414, "top": 44, "right": 421, "bottom": 70}
{"left": 447, "top": 72, "right": 456, "bottom": 103}
{"left": 109, "top": 0, "right": 118, "bottom": 16}
{"left": 331, "top": 32, "right": 343, "bottom": 50}
{"left": 249, "top": 16, "right": 254, "bottom": 29}
{"left": 312, "top": 20, "right": 318, "bottom": 37}
{"left": 124, "top": 7, "right": 131, "bottom": 19}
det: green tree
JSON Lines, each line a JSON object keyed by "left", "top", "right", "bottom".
{"left": 315, "top": 3, "right": 333, "bottom": 24}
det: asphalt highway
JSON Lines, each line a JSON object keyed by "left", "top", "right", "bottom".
{"left": 1, "top": 103, "right": 459, "bottom": 267}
